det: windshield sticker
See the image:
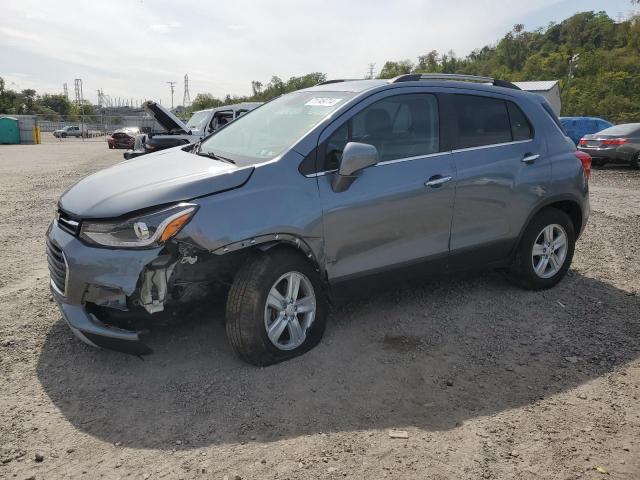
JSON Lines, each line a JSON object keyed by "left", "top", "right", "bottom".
{"left": 305, "top": 97, "right": 343, "bottom": 107}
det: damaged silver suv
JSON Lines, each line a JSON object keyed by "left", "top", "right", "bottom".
{"left": 47, "top": 74, "right": 590, "bottom": 365}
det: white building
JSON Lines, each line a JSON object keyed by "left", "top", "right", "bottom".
{"left": 513, "top": 80, "right": 562, "bottom": 116}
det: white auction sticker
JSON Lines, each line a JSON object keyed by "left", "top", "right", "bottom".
{"left": 305, "top": 97, "right": 343, "bottom": 107}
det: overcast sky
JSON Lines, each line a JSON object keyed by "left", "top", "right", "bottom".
{"left": 0, "top": 0, "right": 635, "bottom": 106}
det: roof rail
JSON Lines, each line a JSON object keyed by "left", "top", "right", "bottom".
{"left": 390, "top": 73, "right": 520, "bottom": 90}
{"left": 316, "top": 79, "right": 360, "bottom": 85}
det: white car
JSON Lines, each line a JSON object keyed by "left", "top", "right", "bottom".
{"left": 124, "top": 101, "right": 262, "bottom": 159}
{"left": 53, "top": 125, "right": 86, "bottom": 138}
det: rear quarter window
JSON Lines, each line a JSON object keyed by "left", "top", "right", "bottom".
{"left": 540, "top": 101, "right": 568, "bottom": 136}
{"left": 506, "top": 102, "right": 533, "bottom": 141}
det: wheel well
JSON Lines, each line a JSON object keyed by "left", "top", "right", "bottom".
{"left": 258, "top": 241, "right": 322, "bottom": 274}
{"left": 544, "top": 200, "right": 583, "bottom": 236}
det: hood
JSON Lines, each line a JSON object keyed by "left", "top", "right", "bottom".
{"left": 59, "top": 147, "right": 254, "bottom": 218}
{"left": 143, "top": 101, "right": 188, "bottom": 133}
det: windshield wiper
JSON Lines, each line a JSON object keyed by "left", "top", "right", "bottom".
{"left": 196, "top": 150, "right": 236, "bottom": 164}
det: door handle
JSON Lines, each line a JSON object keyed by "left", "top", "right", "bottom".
{"left": 425, "top": 175, "right": 452, "bottom": 188}
{"left": 522, "top": 153, "right": 540, "bottom": 164}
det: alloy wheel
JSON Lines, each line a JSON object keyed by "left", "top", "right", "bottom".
{"left": 264, "top": 271, "right": 316, "bottom": 351}
{"left": 531, "top": 224, "right": 568, "bottom": 279}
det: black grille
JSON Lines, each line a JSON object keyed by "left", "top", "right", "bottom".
{"left": 47, "top": 238, "right": 68, "bottom": 295}
{"left": 57, "top": 210, "right": 80, "bottom": 236}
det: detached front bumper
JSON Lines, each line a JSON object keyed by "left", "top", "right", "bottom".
{"left": 46, "top": 220, "right": 163, "bottom": 355}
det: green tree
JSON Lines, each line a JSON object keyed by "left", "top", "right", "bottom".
{"left": 378, "top": 60, "right": 414, "bottom": 79}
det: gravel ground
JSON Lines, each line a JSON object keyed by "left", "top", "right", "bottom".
{"left": 0, "top": 142, "right": 639, "bottom": 480}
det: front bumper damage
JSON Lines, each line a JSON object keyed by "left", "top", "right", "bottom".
{"left": 46, "top": 220, "right": 223, "bottom": 355}
{"left": 47, "top": 221, "right": 163, "bottom": 354}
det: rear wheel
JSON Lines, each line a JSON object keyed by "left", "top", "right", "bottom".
{"left": 226, "top": 249, "right": 327, "bottom": 366}
{"left": 511, "top": 208, "right": 575, "bottom": 290}
{"left": 61, "top": 133, "right": 67, "bottom": 138}
{"left": 631, "top": 153, "right": 639, "bottom": 170}
{"left": 591, "top": 158, "right": 606, "bottom": 168}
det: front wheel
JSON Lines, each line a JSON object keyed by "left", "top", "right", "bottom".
{"left": 511, "top": 208, "right": 576, "bottom": 290}
{"left": 226, "top": 249, "right": 327, "bottom": 366}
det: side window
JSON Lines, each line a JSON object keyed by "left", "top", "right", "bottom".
{"left": 325, "top": 123, "right": 349, "bottom": 171}
{"left": 507, "top": 102, "right": 533, "bottom": 141}
{"left": 453, "top": 95, "right": 511, "bottom": 149}
{"left": 322, "top": 94, "right": 439, "bottom": 170}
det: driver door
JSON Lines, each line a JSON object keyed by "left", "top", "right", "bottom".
{"left": 316, "top": 92, "right": 456, "bottom": 281}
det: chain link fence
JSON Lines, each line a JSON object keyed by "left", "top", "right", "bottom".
{"left": 36, "top": 114, "right": 166, "bottom": 143}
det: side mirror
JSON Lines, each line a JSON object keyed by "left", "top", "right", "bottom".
{"left": 331, "top": 142, "right": 379, "bottom": 192}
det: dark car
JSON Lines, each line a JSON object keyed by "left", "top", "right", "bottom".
{"left": 578, "top": 123, "right": 640, "bottom": 168}
{"left": 108, "top": 127, "right": 140, "bottom": 149}
{"left": 560, "top": 117, "right": 613, "bottom": 146}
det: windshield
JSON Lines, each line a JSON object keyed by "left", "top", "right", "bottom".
{"left": 597, "top": 124, "right": 640, "bottom": 136}
{"left": 187, "top": 111, "right": 211, "bottom": 133}
{"left": 198, "top": 91, "right": 355, "bottom": 164}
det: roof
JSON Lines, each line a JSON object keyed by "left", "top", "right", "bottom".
{"left": 305, "top": 78, "right": 531, "bottom": 96}
{"left": 513, "top": 81, "right": 559, "bottom": 92}
{"left": 193, "top": 102, "right": 263, "bottom": 114}
{"left": 308, "top": 79, "right": 387, "bottom": 93}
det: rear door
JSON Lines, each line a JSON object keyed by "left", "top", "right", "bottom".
{"left": 448, "top": 92, "right": 549, "bottom": 265}
{"left": 316, "top": 90, "right": 456, "bottom": 281}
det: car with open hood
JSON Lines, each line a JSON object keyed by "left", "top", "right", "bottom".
{"left": 123, "top": 101, "right": 261, "bottom": 159}
{"left": 47, "top": 74, "right": 590, "bottom": 365}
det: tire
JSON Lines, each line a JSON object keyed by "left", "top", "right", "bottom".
{"left": 631, "top": 153, "right": 639, "bottom": 170}
{"left": 226, "top": 248, "right": 327, "bottom": 366}
{"left": 61, "top": 133, "right": 67, "bottom": 138}
{"left": 511, "top": 208, "right": 575, "bottom": 290}
{"left": 592, "top": 158, "right": 606, "bottom": 168}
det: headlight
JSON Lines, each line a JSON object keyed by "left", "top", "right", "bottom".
{"left": 79, "top": 203, "right": 197, "bottom": 249}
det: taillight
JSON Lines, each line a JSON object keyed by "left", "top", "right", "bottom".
{"left": 601, "top": 138, "right": 627, "bottom": 146}
{"left": 575, "top": 150, "right": 591, "bottom": 181}
{"left": 578, "top": 138, "right": 587, "bottom": 146}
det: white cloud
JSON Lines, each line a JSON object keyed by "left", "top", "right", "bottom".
{"left": 0, "top": 0, "right": 631, "bottom": 105}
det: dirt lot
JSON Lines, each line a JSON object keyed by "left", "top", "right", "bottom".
{"left": 1, "top": 141, "right": 639, "bottom": 480}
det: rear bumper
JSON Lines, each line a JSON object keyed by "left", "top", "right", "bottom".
{"left": 577, "top": 146, "right": 634, "bottom": 162}
{"left": 46, "top": 221, "right": 163, "bottom": 355}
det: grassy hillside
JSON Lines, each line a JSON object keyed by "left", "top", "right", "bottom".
{"left": 378, "top": 11, "right": 640, "bottom": 123}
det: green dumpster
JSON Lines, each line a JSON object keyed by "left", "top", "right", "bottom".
{"left": 0, "top": 117, "right": 20, "bottom": 144}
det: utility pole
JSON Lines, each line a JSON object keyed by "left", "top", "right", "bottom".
{"left": 183, "top": 74, "right": 191, "bottom": 107}
{"left": 367, "top": 63, "right": 376, "bottom": 80}
{"left": 564, "top": 53, "right": 579, "bottom": 114}
{"left": 74, "top": 79, "right": 85, "bottom": 141}
{"left": 167, "top": 81, "right": 176, "bottom": 110}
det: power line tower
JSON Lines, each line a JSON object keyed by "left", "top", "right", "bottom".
{"left": 74, "top": 79, "right": 85, "bottom": 140}
{"left": 183, "top": 74, "right": 191, "bottom": 107}
{"left": 167, "top": 81, "right": 176, "bottom": 109}
{"left": 366, "top": 63, "right": 376, "bottom": 79}
{"left": 74, "top": 79, "right": 83, "bottom": 106}
{"left": 63, "top": 83, "right": 69, "bottom": 99}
